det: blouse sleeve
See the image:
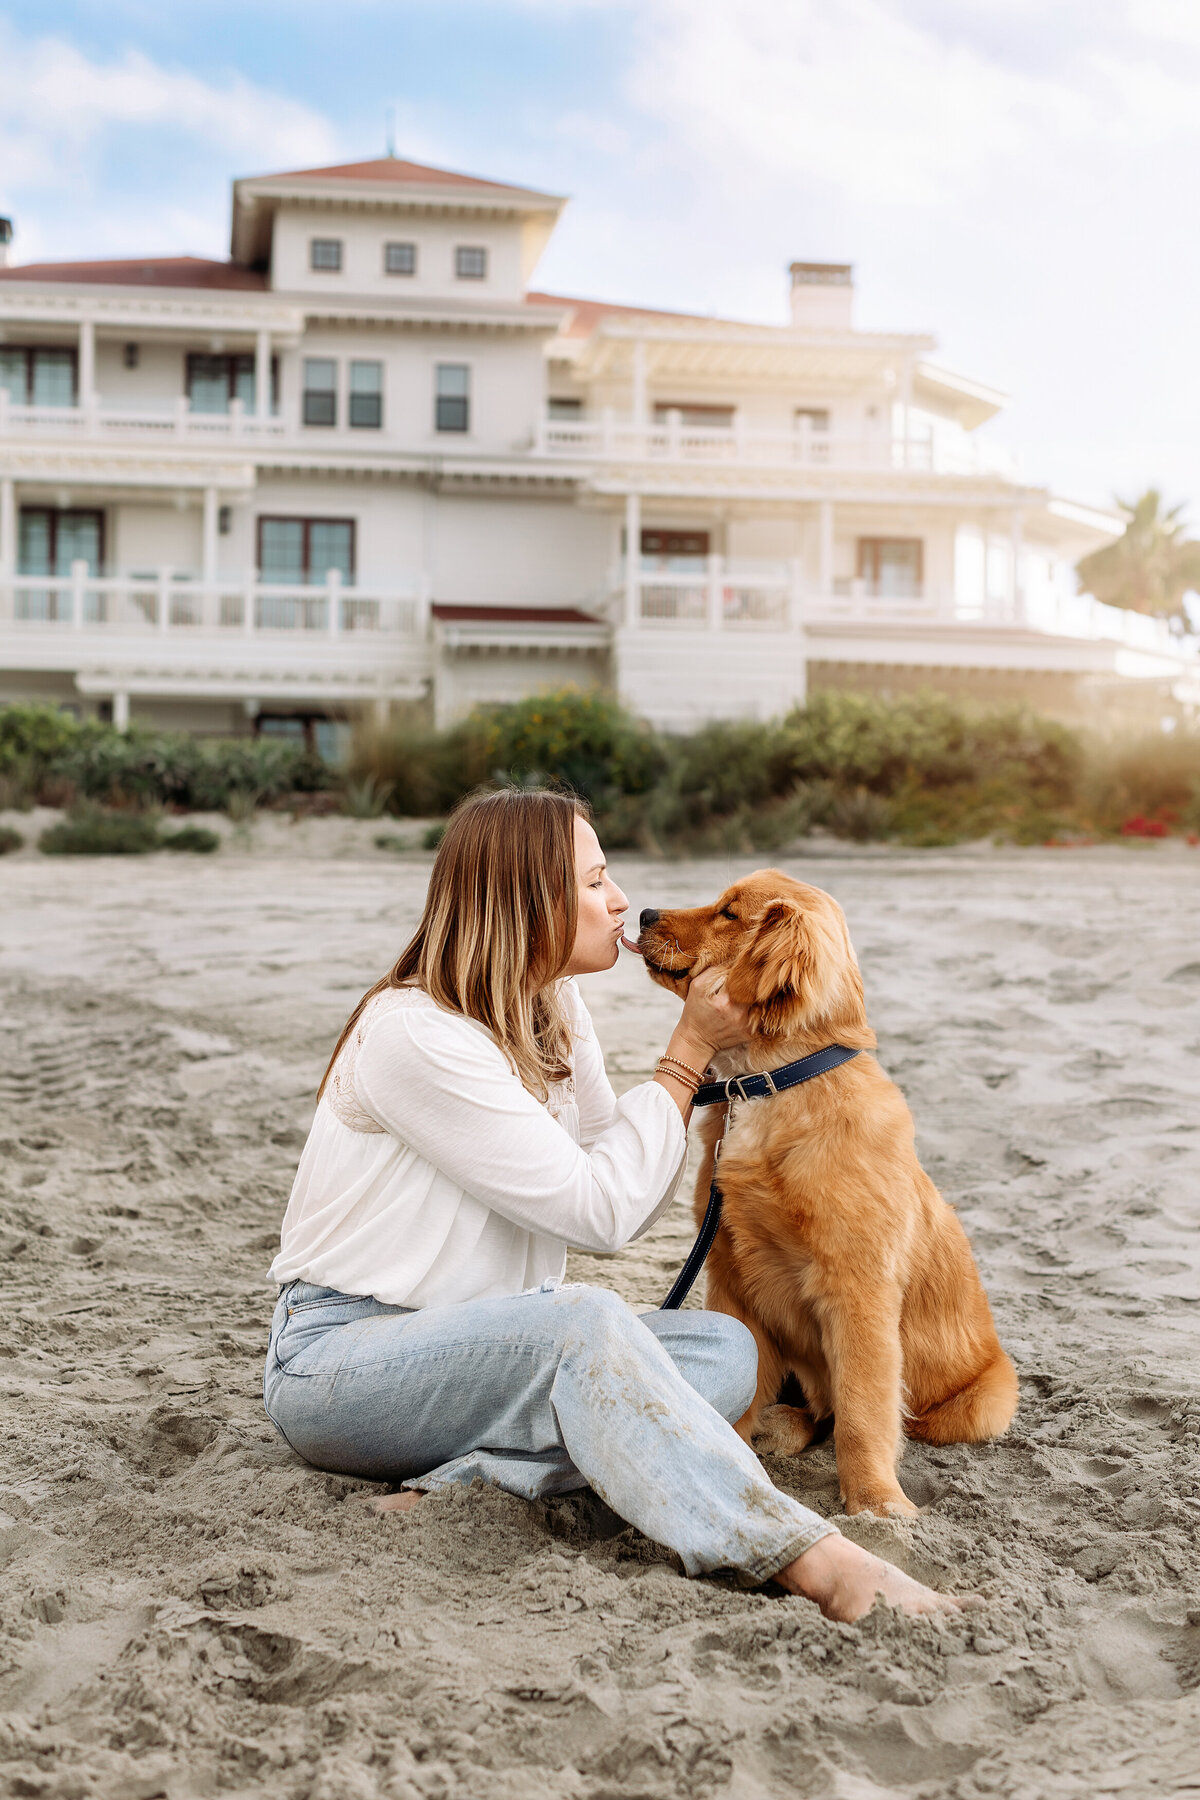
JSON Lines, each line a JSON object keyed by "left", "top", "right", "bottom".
{"left": 560, "top": 979, "right": 620, "bottom": 1151}
{"left": 352, "top": 1002, "right": 687, "bottom": 1254}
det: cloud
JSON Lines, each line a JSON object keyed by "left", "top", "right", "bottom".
{"left": 0, "top": 23, "right": 340, "bottom": 259}
{"left": 621, "top": 0, "right": 1200, "bottom": 208}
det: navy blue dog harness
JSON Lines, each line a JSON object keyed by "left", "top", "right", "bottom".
{"left": 660, "top": 1044, "right": 861, "bottom": 1311}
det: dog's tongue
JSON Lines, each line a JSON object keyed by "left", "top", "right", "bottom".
{"left": 620, "top": 934, "right": 643, "bottom": 955}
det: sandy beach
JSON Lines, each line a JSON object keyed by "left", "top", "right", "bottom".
{"left": 0, "top": 836, "right": 1198, "bottom": 1799}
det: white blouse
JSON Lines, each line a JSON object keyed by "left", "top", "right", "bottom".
{"left": 269, "top": 980, "right": 687, "bottom": 1307}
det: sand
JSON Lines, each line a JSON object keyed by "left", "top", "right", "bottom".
{"left": 0, "top": 832, "right": 1198, "bottom": 1800}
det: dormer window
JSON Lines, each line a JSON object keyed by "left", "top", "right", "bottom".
{"left": 455, "top": 246, "right": 487, "bottom": 281}
{"left": 385, "top": 242, "right": 417, "bottom": 276}
{"left": 310, "top": 238, "right": 343, "bottom": 273}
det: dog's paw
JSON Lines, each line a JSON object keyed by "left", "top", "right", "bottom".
{"left": 753, "top": 1403, "right": 819, "bottom": 1456}
{"left": 842, "top": 1490, "right": 920, "bottom": 1518}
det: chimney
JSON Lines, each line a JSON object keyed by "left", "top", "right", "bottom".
{"left": 0, "top": 218, "right": 12, "bottom": 268}
{"left": 789, "top": 261, "right": 853, "bottom": 330}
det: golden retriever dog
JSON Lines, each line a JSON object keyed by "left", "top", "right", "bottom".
{"left": 638, "top": 870, "right": 1018, "bottom": 1517}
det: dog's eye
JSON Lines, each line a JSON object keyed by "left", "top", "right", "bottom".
{"left": 719, "top": 907, "right": 738, "bottom": 921}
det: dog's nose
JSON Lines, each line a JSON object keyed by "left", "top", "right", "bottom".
{"left": 640, "top": 907, "right": 660, "bottom": 929}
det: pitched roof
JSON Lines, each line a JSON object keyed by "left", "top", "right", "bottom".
{"left": 0, "top": 255, "right": 266, "bottom": 291}
{"left": 431, "top": 603, "right": 603, "bottom": 628}
{"left": 253, "top": 156, "right": 515, "bottom": 191}
{"left": 526, "top": 290, "right": 718, "bottom": 339}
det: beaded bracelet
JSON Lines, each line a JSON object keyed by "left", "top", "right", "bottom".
{"left": 654, "top": 1057, "right": 700, "bottom": 1095}
{"left": 657, "top": 1053, "right": 707, "bottom": 1085}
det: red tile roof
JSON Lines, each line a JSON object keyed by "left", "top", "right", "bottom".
{"left": 526, "top": 290, "right": 710, "bottom": 339}
{"left": 0, "top": 256, "right": 266, "bottom": 290}
{"left": 431, "top": 604, "right": 603, "bottom": 628}
{"left": 251, "top": 157, "right": 533, "bottom": 193}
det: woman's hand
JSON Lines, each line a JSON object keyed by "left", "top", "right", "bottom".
{"left": 653, "top": 968, "right": 752, "bottom": 1120}
{"left": 680, "top": 965, "right": 751, "bottom": 1059}
{"left": 674, "top": 967, "right": 752, "bottom": 1066}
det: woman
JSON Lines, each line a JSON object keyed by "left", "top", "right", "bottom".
{"left": 265, "top": 789, "right": 965, "bottom": 1622}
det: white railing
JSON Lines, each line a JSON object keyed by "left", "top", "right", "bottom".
{"left": 0, "top": 391, "right": 287, "bottom": 442}
{"left": 0, "top": 564, "right": 426, "bottom": 638}
{"left": 609, "top": 558, "right": 1198, "bottom": 660}
{"left": 538, "top": 413, "right": 1018, "bottom": 479}
{"left": 634, "top": 560, "right": 796, "bottom": 628}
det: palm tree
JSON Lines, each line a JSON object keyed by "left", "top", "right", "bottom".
{"left": 1077, "top": 490, "right": 1200, "bottom": 628}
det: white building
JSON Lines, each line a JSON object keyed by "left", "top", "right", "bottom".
{"left": 0, "top": 153, "right": 1194, "bottom": 745}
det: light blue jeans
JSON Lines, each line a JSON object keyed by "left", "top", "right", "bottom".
{"left": 263, "top": 1279, "right": 837, "bottom": 1582}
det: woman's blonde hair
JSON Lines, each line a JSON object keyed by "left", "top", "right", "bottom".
{"left": 319, "top": 787, "right": 585, "bottom": 1102}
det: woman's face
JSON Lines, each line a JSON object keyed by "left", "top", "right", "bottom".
{"left": 562, "top": 814, "right": 630, "bottom": 977}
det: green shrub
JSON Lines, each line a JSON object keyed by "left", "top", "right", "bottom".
{"left": 829, "top": 787, "right": 894, "bottom": 842}
{"left": 0, "top": 825, "right": 23, "bottom": 855}
{"left": 0, "top": 703, "right": 81, "bottom": 772}
{"left": 479, "top": 688, "right": 666, "bottom": 803}
{"left": 1082, "top": 730, "right": 1200, "bottom": 831}
{"left": 347, "top": 719, "right": 490, "bottom": 815}
{"left": 56, "top": 728, "right": 328, "bottom": 811}
{"left": 160, "top": 824, "right": 220, "bottom": 853}
{"left": 773, "top": 691, "right": 1081, "bottom": 804}
{"left": 39, "top": 806, "right": 161, "bottom": 856}
{"left": 341, "top": 774, "right": 395, "bottom": 819}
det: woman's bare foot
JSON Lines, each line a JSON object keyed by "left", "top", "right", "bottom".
{"left": 776, "top": 1531, "right": 977, "bottom": 1623}
{"left": 370, "top": 1489, "right": 425, "bottom": 1515}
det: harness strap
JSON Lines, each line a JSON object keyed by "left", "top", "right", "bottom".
{"left": 659, "top": 1043, "right": 861, "bottom": 1311}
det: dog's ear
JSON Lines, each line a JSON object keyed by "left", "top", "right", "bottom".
{"left": 725, "top": 893, "right": 876, "bottom": 1044}
{"left": 725, "top": 897, "right": 811, "bottom": 1030}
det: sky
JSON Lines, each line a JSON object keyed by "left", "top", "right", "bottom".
{"left": 1, "top": 0, "right": 1199, "bottom": 514}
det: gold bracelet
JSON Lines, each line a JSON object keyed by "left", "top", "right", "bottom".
{"left": 658, "top": 1053, "right": 707, "bottom": 1084}
{"left": 655, "top": 1058, "right": 700, "bottom": 1094}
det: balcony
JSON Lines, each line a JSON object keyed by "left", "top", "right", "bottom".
{"left": 0, "top": 563, "right": 435, "bottom": 711}
{"left": 0, "top": 565, "right": 425, "bottom": 638}
{"left": 608, "top": 556, "right": 1197, "bottom": 663}
{"left": 0, "top": 390, "right": 286, "bottom": 444}
{"left": 537, "top": 413, "right": 1018, "bottom": 480}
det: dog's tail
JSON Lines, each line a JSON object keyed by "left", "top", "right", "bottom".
{"left": 906, "top": 1351, "right": 1019, "bottom": 1445}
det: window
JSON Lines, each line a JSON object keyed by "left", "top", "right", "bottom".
{"left": 257, "top": 517, "right": 355, "bottom": 586}
{"left": 384, "top": 241, "right": 417, "bottom": 276}
{"left": 857, "top": 537, "right": 923, "bottom": 598}
{"left": 640, "top": 529, "right": 709, "bottom": 572}
{"left": 186, "top": 352, "right": 277, "bottom": 416}
{"left": 795, "top": 408, "right": 830, "bottom": 431}
{"left": 348, "top": 361, "right": 383, "bottom": 429}
{"left": 17, "top": 507, "right": 104, "bottom": 621}
{"left": 548, "top": 397, "right": 583, "bottom": 419}
{"left": 310, "top": 238, "right": 343, "bottom": 272}
{"left": 455, "top": 245, "right": 488, "bottom": 280}
{"left": 435, "top": 363, "right": 470, "bottom": 432}
{"left": 652, "top": 403, "right": 734, "bottom": 429}
{"left": 0, "top": 346, "right": 77, "bottom": 408}
{"left": 303, "top": 358, "right": 338, "bottom": 427}
{"left": 19, "top": 507, "right": 105, "bottom": 575}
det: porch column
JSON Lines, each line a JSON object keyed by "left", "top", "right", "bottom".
{"left": 113, "top": 692, "right": 130, "bottom": 733}
{"left": 0, "top": 477, "right": 15, "bottom": 575}
{"left": 623, "top": 491, "right": 641, "bottom": 629}
{"left": 706, "top": 553, "right": 723, "bottom": 631}
{"left": 817, "top": 498, "right": 835, "bottom": 597}
{"left": 255, "top": 329, "right": 271, "bottom": 420}
{"left": 630, "top": 339, "right": 647, "bottom": 430}
{"left": 898, "top": 358, "right": 914, "bottom": 467}
{"left": 1010, "top": 507, "right": 1025, "bottom": 624}
{"left": 78, "top": 318, "right": 96, "bottom": 407}
{"left": 201, "top": 485, "right": 219, "bottom": 588}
